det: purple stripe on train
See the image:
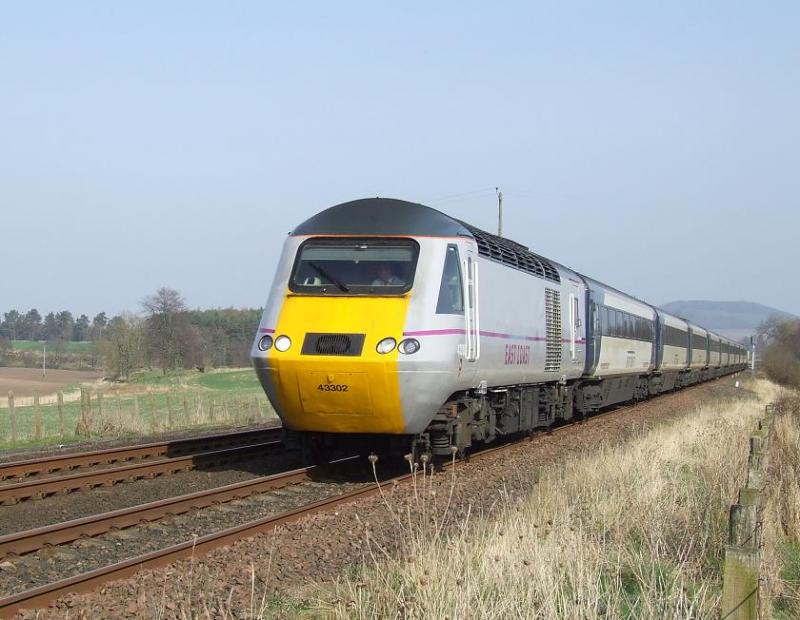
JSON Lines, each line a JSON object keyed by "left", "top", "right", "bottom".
{"left": 403, "top": 328, "right": 586, "bottom": 344}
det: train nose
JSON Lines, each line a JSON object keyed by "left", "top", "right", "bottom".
{"left": 255, "top": 329, "right": 408, "bottom": 434}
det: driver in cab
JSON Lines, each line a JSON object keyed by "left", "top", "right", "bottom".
{"left": 371, "top": 263, "right": 404, "bottom": 286}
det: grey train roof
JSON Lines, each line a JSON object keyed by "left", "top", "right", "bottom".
{"left": 292, "top": 198, "right": 562, "bottom": 283}
{"left": 291, "top": 198, "right": 473, "bottom": 237}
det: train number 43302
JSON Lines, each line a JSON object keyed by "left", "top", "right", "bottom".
{"left": 317, "top": 384, "right": 349, "bottom": 392}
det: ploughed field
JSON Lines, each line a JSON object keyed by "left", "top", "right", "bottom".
{"left": 0, "top": 368, "right": 103, "bottom": 398}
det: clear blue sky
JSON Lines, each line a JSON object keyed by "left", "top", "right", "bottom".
{"left": 2, "top": 2, "right": 798, "bottom": 317}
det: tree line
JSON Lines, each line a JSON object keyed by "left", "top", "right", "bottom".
{"left": 0, "top": 309, "right": 107, "bottom": 342}
{"left": 1, "top": 289, "right": 261, "bottom": 377}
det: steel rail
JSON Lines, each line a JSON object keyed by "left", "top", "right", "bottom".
{"left": 0, "top": 427, "right": 282, "bottom": 481}
{"left": 0, "top": 440, "right": 285, "bottom": 504}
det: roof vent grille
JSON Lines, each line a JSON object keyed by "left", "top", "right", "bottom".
{"left": 458, "top": 221, "right": 560, "bottom": 283}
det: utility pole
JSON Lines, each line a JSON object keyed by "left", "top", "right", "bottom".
{"left": 750, "top": 335, "right": 756, "bottom": 377}
{"left": 496, "top": 187, "right": 503, "bottom": 237}
{"left": 42, "top": 342, "right": 47, "bottom": 378}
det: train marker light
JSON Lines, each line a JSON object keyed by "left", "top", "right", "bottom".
{"left": 398, "top": 338, "right": 421, "bottom": 355}
{"left": 274, "top": 335, "right": 292, "bottom": 352}
{"left": 376, "top": 337, "right": 397, "bottom": 354}
{"left": 257, "top": 335, "right": 273, "bottom": 351}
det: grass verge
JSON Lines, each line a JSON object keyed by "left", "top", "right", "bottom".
{"left": 306, "top": 379, "right": 775, "bottom": 619}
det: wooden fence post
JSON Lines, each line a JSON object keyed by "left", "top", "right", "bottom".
{"left": 97, "top": 392, "right": 104, "bottom": 430}
{"left": 721, "top": 414, "right": 773, "bottom": 619}
{"left": 8, "top": 391, "right": 17, "bottom": 443}
{"left": 182, "top": 395, "right": 189, "bottom": 426}
{"left": 148, "top": 390, "right": 157, "bottom": 433}
{"left": 57, "top": 391, "right": 65, "bottom": 438}
{"left": 115, "top": 394, "right": 123, "bottom": 422}
{"left": 33, "top": 393, "right": 43, "bottom": 440}
{"left": 78, "top": 388, "right": 85, "bottom": 435}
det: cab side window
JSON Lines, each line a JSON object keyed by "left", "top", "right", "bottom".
{"left": 436, "top": 245, "right": 464, "bottom": 314}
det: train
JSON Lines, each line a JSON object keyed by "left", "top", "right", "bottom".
{"left": 251, "top": 198, "right": 748, "bottom": 462}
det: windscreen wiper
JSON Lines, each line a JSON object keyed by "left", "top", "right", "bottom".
{"left": 307, "top": 261, "right": 350, "bottom": 292}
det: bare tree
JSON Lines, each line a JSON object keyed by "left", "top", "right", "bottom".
{"left": 142, "top": 288, "right": 192, "bottom": 374}
{"left": 98, "top": 314, "right": 145, "bottom": 380}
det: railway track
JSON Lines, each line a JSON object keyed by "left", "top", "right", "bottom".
{"left": 0, "top": 427, "right": 282, "bottom": 481}
{"left": 0, "top": 416, "right": 614, "bottom": 616}
{"left": 0, "top": 441, "right": 285, "bottom": 504}
{"left": 0, "top": 465, "right": 314, "bottom": 558}
{"left": 0, "top": 381, "right": 729, "bottom": 617}
{"left": 0, "top": 430, "right": 285, "bottom": 504}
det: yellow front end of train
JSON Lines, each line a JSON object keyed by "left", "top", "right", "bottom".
{"left": 262, "top": 293, "right": 411, "bottom": 434}
{"left": 254, "top": 232, "right": 422, "bottom": 436}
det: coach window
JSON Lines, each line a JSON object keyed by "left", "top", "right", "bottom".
{"left": 605, "top": 308, "right": 614, "bottom": 336}
{"left": 436, "top": 245, "right": 464, "bottom": 314}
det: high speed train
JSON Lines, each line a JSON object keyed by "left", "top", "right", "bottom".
{"left": 251, "top": 198, "right": 748, "bottom": 462}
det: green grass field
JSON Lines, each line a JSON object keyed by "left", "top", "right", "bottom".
{"left": 0, "top": 367, "right": 273, "bottom": 451}
{"left": 11, "top": 340, "right": 96, "bottom": 353}
{"left": 129, "top": 368, "right": 262, "bottom": 392}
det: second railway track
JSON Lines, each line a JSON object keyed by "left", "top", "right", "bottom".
{"left": 0, "top": 431, "right": 286, "bottom": 504}
{"left": 0, "top": 465, "right": 315, "bottom": 558}
{"left": 0, "top": 427, "right": 282, "bottom": 481}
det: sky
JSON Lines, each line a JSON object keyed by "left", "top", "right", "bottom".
{"left": 2, "top": 2, "right": 798, "bottom": 318}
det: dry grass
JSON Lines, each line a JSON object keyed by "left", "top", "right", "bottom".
{"left": 308, "top": 380, "right": 776, "bottom": 620}
{"left": 762, "top": 390, "right": 800, "bottom": 618}
{"left": 82, "top": 390, "right": 276, "bottom": 438}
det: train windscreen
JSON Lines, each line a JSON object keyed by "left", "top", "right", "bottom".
{"left": 290, "top": 238, "right": 419, "bottom": 295}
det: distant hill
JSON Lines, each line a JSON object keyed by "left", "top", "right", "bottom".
{"left": 659, "top": 300, "right": 798, "bottom": 342}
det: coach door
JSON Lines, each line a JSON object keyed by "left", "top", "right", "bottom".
{"left": 568, "top": 293, "right": 579, "bottom": 361}
{"left": 462, "top": 252, "right": 481, "bottom": 362}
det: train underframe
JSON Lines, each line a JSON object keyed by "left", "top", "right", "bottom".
{"left": 290, "top": 364, "right": 748, "bottom": 465}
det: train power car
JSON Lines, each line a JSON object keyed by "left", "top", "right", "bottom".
{"left": 251, "top": 198, "right": 748, "bottom": 462}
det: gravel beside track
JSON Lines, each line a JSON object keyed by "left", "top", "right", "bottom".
{"left": 4, "top": 378, "right": 750, "bottom": 618}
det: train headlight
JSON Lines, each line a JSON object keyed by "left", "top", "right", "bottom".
{"left": 257, "top": 335, "right": 273, "bottom": 351}
{"left": 274, "top": 335, "right": 292, "bottom": 352}
{"left": 376, "top": 337, "right": 396, "bottom": 354}
{"left": 398, "top": 338, "right": 420, "bottom": 355}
